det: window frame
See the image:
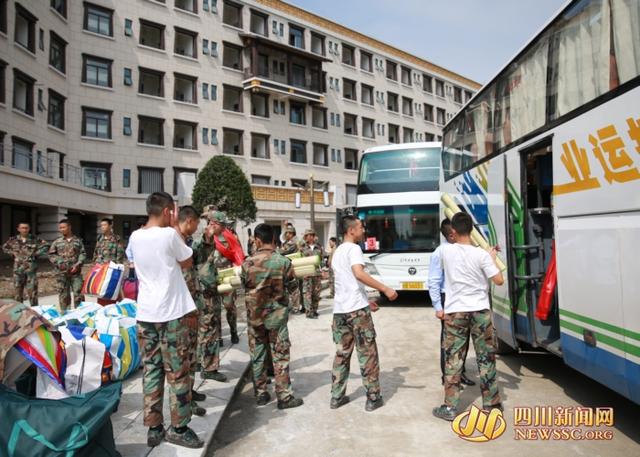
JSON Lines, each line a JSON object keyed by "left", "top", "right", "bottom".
{"left": 14, "top": 3, "right": 37, "bottom": 53}
{"left": 139, "top": 19, "right": 165, "bottom": 50}
{"left": 82, "top": 107, "right": 112, "bottom": 139}
{"left": 49, "top": 31, "right": 67, "bottom": 74}
{"left": 80, "top": 160, "right": 111, "bottom": 192}
{"left": 82, "top": 54, "right": 112, "bottom": 87}
{"left": 289, "top": 138, "right": 307, "bottom": 164}
{"left": 12, "top": 68, "right": 35, "bottom": 116}
{"left": 83, "top": 2, "right": 113, "bottom": 37}
{"left": 137, "top": 166, "right": 164, "bottom": 194}
{"left": 47, "top": 89, "right": 65, "bottom": 130}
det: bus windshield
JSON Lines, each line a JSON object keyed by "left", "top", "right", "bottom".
{"left": 358, "top": 147, "right": 440, "bottom": 194}
{"left": 357, "top": 205, "right": 440, "bottom": 253}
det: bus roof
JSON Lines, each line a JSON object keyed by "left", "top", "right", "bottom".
{"left": 362, "top": 142, "right": 442, "bottom": 155}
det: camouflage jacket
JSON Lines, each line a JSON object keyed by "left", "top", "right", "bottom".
{"left": 192, "top": 237, "right": 219, "bottom": 296}
{"left": 93, "top": 233, "right": 125, "bottom": 265}
{"left": 278, "top": 237, "right": 299, "bottom": 256}
{"left": 2, "top": 235, "right": 49, "bottom": 274}
{"left": 241, "top": 248, "right": 298, "bottom": 327}
{"left": 300, "top": 242, "right": 324, "bottom": 260}
{"left": 48, "top": 235, "right": 86, "bottom": 273}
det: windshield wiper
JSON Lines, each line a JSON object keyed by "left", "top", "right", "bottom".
{"left": 368, "top": 250, "right": 391, "bottom": 260}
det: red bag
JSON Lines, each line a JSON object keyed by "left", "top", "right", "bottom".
{"left": 535, "top": 241, "right": 557, "bottom": 321}
{"left": 122, "top": 268, "right": 139, "bottom": 300}
{"left": 214, "top": 229, "right": 245, "bottom": 266}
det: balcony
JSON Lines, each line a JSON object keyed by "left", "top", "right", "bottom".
{"left": 240, "top": 33, "right": 329, "bottom": 103}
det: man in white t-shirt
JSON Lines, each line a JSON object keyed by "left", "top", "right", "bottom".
{"left": 127, "top": 192, "right": 203, "bottom": 449}
{"left": 330, "top": 216, "right": 398, "bottom": 412}
{"left": 432, "top": 212, "right": 504, "bottom": 422}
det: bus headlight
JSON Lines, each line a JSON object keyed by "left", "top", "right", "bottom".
{"left": 365, "top": 262, "right": 379, "bottom": 275}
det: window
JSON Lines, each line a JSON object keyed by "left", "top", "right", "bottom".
{"left": 250, "top": 10, "right": 268, "bottom": 36}
{"left": 436, "top": 108, "right": 446, "bottom": 125}
{"left": 138, "top": 115, "right": 164, "bottom": 145}
{"left": 12, "top": 137, "right": 33, "bottom": 171}
{"left": 175, "top": 0, "right": 197, "bottom": 14}
{"left": 344, "top": 113, "right": 357, "bottom": 136}
{"left": 139, "top": 67, "right": 164, "bottom": 97}
{"left": 346, "top": 184, "right": 357, "bottom": 206}
{"left": 14, "top": 4, "right": 37, "bottom": 53}
{"left": 222, "top": 84, "right": 243, "bottom": 112}
{"left": 342, "top": 43, "right": 355, "bottom": 66}
{"left": 360, "top": 50, "right": 372, "bottom": 72}
{"left": 84, "top": 2, "right": 113, "bottom": 37}
{"left": 0, "top": 0, "right": 6, "bottom": 34}
{"left": 139, "top": 19, "right": 164, "bottom": 49}
{"left": 387, "top": 92, "right": 398, "bottom": 112}
{"left": 343, "top": 78, "right": 357, "bottom": 101}
{"left": 309, "top": 143, "right": 327, "bottom": 167}
{"left": 174, "top": 73, "right": 197, "bottom": 103}
{"left": 289, "top": 101, "right": 306, "bottom": 125}
{"left": 251, "top": 133, "right": 270, "bottom": 159}
{"left": 335, "top": 113, "right": 341, "bottom": 127}
{"left": 222, "top": 42, "right": 242, "bottom": 69}
{"left": 138, "top": 167, "right": 164, "bottom": 193}
{"left": 425, "top": 132, "right": 435, "bottom": 142}
{"left": 291, "top": 64, "right": 306, "bottom": 88}
{"left": 361, "top": 84, "right": 374, "bottom": 106}
{"left": 223, "top": 1, "right": 242, "bottom": 28}
{"left": 222, "top": 128, "right": 243, "bottom": 155}
{"left": 435, "top": 79, "right": 445, "bottom": 97}
{"left": 51, "top": 0, "right": 67, "bottom": 18}
{"left": 403, "top": 127, "right": 414, "bottom": 143}
{"left": 123, "top": 117, "right": 132, "bottom": 136}
{"left": 174, "top": 27, "right": 197, "bottom": 58}
{"left": 13, "top": 69, "right": 35, "bottom": 116}
{"left": 173, "top": 119, "right": 197, "bottom": 149}
{"left": 123, "top": 168, "right": 131, "bottom": 188}
{"left": 81, "top": 161, "right": 111, "bottom": 191}
{"left": 311, "top": 32, "right": 325, "bottom": 56}
{"left": 82, "top": 54, "right": 111, "bottom": 87}
{"left": 402, "top": 96, "right": 413, "bottom": 116}
{"left": 362, "top": 117, "right": 375, "bottom": 139}
{"left": 423, "top": 74, "right": 432, "bottom": 93}
{"left": 202, "top": 83, "right": 209, "bottom": 99}
{"left": 386, "top": 60, "right": 397, "bottom": 81}
{"left": 211, "top": 128, "right": 218, "bottom": 145}
{"left": 251, "top": 174, "right": 270, "bottom": 185}
{"left": 173, "top": 168, "right": 197, "bottom": 198}
{"left": 465, "top": 90, "right": 473, "bottom": 102}
{"left": 49, "top": 32, "right": 66, "bottom": 73}
{"left": 401, "top": 66, "right": 412, "bottom": 85}
{"left": 123, "top": 68, "right": 132, "bottom": 86}
{"left": 251, "top": 92, "right": 269, "bottom": 117}
{"left": 82, "top": 107, "right": 111, "bottom": 139}
{"left": 424, "top": 103, "right": 434, "bottom": 122}
{"left": 290, "top": 139, "right": 306, "bottom": 163}
{"left": 289, "top": 24, "right": 304, "bottom": 48}
{"left": 311, "top": 106, "right": 327, "bottom": 129}
{"left": 345, "top": 148, "right": 358, "bottom": 170}
{"left": 0, "top": 61, "right": 6, "bottom": 104}
{"left": 388, "top": 123, "right": 399, "bottom": 143}
{"left": 47, "top": 90, "right": 65, "bottom": 130}
{"left": 124, "top": 18, "right": 133, "bottom": 36}
{"left": 211, "top": 84, "right": 217, "bottom": 100}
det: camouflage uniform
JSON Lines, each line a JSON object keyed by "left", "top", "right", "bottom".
{"left": 278, "top": 236, "right": 301, "bottom": 311}
{"left": 48, "top": 236, "right": 86, "bottom": 311}
{"left": 443, "top": 309, "right": 501, "bottom": 409}
{"left": 327, "top": 246, "right": 336, "bottom": 298}
{"left": 183, "top": 237, "right": 205, "bottom": 381}
{"left": 92, "top": 233, "right": 125, "bottom": 264}
{"left": 300, "top": 241, "right": 324, "bottom": 317}
{"left": 213, "top": 233, "right": 238, "bottom": 336}
{"left": 193, "top": 237, "right": 221, "bottom": 373}
{"left": 331, "top": 306, "right": 381, "bottom": 401}
{"left": 2, "top": 235, "right": 49, "bottom": 305}
{"left": 241, "top": 247, "right": 298, "bottom": 401}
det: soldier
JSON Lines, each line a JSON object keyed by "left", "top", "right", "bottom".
{"left": 327, "top": 237, "right": 337, "bottom": 298}
{"left": 240, "top": 223, "right": 304, "bottom": 410}
{"left": 208, "top": 211, "right": 240, "bottom": 345}
{"left": 300, "top": 228, "right": 324, "bottom": 319}
{"left": 93, "top": 218, "right": 126, "bottom": 305}
{"left": 177, "top": 206, "right": 208, "bottom": 417}
{"left": 278, "top": 226, "right": 302, "bottom": 313}
{"left": 192, "top": 208, "right": 228, "bottom": 383}
{"left": 48, "top": 219, "right": 86, "bottom": 311}
{"left": 2, "top": 222, "right": 49, "bottom": 305}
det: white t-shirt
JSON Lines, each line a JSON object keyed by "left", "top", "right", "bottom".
{"left": 440, "top": 243, "right": 500, "bottom": 314}
{"left": 331, "top": 242, "right": 369, "bottom": 314}
{"left": 127, "top": 226, "right": 196, "bottom": 322}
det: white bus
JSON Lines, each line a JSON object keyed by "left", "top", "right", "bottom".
{"left": 356, "top": 142, "right": 441, "bottom": 292}
{"left": 441, "top": 0, "right": 640, "bottom": 404}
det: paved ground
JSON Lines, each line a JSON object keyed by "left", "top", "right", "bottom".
{"left": 210, "top": 293, "right": 640, "bottom": 457}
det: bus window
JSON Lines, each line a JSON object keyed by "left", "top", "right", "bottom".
{"left": 611, "top": 0, "right": 640, "bottom": 84}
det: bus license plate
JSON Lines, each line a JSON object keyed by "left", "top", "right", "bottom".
{"left": 402, "top": 282, "right": 424, "bottom": 290}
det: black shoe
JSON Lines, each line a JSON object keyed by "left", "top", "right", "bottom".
{"left": 218, "top": 338, "right": 224, "bottom": 348}
{"left": 165, "top": 426, "right": 204, "bottom": 449}
{"left": 256, "top": 392, "right": 271, "bottom": 406}
{"left": 202, "top": 370, "right": 227, "bottom": 382}
{"left": 277, "top": 396, "right": 304, "bottom": 410}
{"left": 266, "top": 367, "right": 275, "bottom": 377}
{"left": 483, "top": 403, "right": 504, "bottom": 413}
{"left": 461, "top": 374, "right": 476, "bottom": 386}
{"left": 432, "top": 404, "right": 458, "bottom": 421}
{"left": 300, "top": 307, "right": 306, "bottom": 314}
{"left": 365, "top": 396, "right": 384, "bottom": 412}
{"left": 306, "top": 313, "right": 318, "bottom": 319}
{"left": 191, "top": 390, "right": 206, "bottom": 402}
{"left": 231, "top": 331, "right": 239, "bottom": 344}
{"left": 147, "top": 425, "right": 165, "bottom": 447}
{"left": 191, "top": 402, "right": 206, "bottom": 417}
{"left": 330, "top": 395, "right": 350, "bottom": 409}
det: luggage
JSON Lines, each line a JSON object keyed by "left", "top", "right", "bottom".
{"left": 82, "top": 262, "right": 125, "bottom": 300}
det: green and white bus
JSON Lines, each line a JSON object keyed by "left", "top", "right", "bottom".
{"left": 441, "top": 0, "right": 640, "bottom": 403}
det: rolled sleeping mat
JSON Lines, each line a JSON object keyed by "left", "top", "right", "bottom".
{"left": 294, "top": 265, "right": 318, "bottom": 278}
{"left": 218, "top": 266, "right": 242, "bottom": 279}
{"left": 217, "top": 283, "right": 234, "bottom": 294}
{"left": 291, "top": 255, "right": 321, "bottom": 268}
{"left": 223, "top": 276, "right": 242, "bottom": 287}
{"left": 285, "top": 252, "right": 303, "bottom": 260}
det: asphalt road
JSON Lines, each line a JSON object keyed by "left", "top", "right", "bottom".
{"left": 210, "top": 292, "right": 640, "bottom": 457}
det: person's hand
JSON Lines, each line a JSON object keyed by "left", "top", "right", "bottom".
{"left": 70, "top": 265, "right": 78, "bottom": 274}
{"left": 383, "top": 287, "right": 398, "bottom": 301}
{"left": 435, "top": 309, "right": 444, "bottom": 320}
{"left": 171, "top": 202, "right": 179, "bottom": 229}
{"left": 486, "top": 245, "right": 500, "bottom": 260}
{"left": 369, "top": 300, "right": 380, "bottom": 312}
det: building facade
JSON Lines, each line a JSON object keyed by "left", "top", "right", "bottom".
{"left": 0, "top": 0, "right": 479, "bottom": 250}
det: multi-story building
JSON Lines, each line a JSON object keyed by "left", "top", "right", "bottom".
{"left": 0, "top": 0, "right": 479, "bottom": 250}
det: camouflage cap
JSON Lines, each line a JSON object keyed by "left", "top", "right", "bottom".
{"left": 285, "top": 226, "right": 296, "bottom": 234}
{"left": 204, "top": 210, "right": 227, "bottom": 224}
{"left": 303, "top": 228, "right": 316, "bottom": 236}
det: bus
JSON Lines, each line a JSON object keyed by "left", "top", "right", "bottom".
{"left": 440, "top": 0, "right": 640, "bottom": 404}
{"left": 356, "top": 142, "right": 441, "bottom": 292}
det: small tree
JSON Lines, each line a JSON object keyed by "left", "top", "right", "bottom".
{"left": 192, "top": 156, "right": 257, "bottom": 225}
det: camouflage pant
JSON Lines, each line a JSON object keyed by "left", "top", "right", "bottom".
{"left": 328, "top": 269, "right": 335, "bottom": 297}
{"left": 250, "top": 321, "right": 293, "bottom": 401}
{"left": 13, "top": 270, "right": 38, "bottom": 305}
{"left": 198, "top": 293, "right": 221, "bottom": 372}
{"left": 331, "top": 306, "right": 380, "bottom": 400}
{"left": 443, "top": 309, "right": 501, "bottom": 409}
{"left": 288, "top": 285, "right": 301, "bottom": 311}
{"left": 222, "top": 289, "right": 238, "bottom": 334}
{"left": 303, "top": 276, "right": 321, "bottom": 316}
{"left": 55, "top": 273, "right": 84, "bottom": 311}
{"left": 138, "top": 315, "right": 192, "bottom": 428}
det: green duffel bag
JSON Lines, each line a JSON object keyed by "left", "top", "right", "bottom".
{"left": 0, "top": 381, "right": 122, "bottom": 457}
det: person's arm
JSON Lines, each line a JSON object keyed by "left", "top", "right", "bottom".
{"left": 171, "top": 229, "right": 194, "bottom": 270}
{"left": 116, "top": 239, "right": 125, "bottom": 264}
{"left": 284, "top": 259, "right": 299, "bottom": 295}
{"left": 351, "top": 263, "right": 398, "bottom": 301}
{"left": 2, "top": 239, "right": 13, "bottom": 256}
{"left": 427, "top": 248, "right": 443, "bottom": 316}
{"left": 48, "top": 241, "right": 64, "bottom": 270}
{"left": 483, "top": 247, "right": 504, "bottom": 286}
{"left": 37, "top": 238, "right": 50, "bottom": 258}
